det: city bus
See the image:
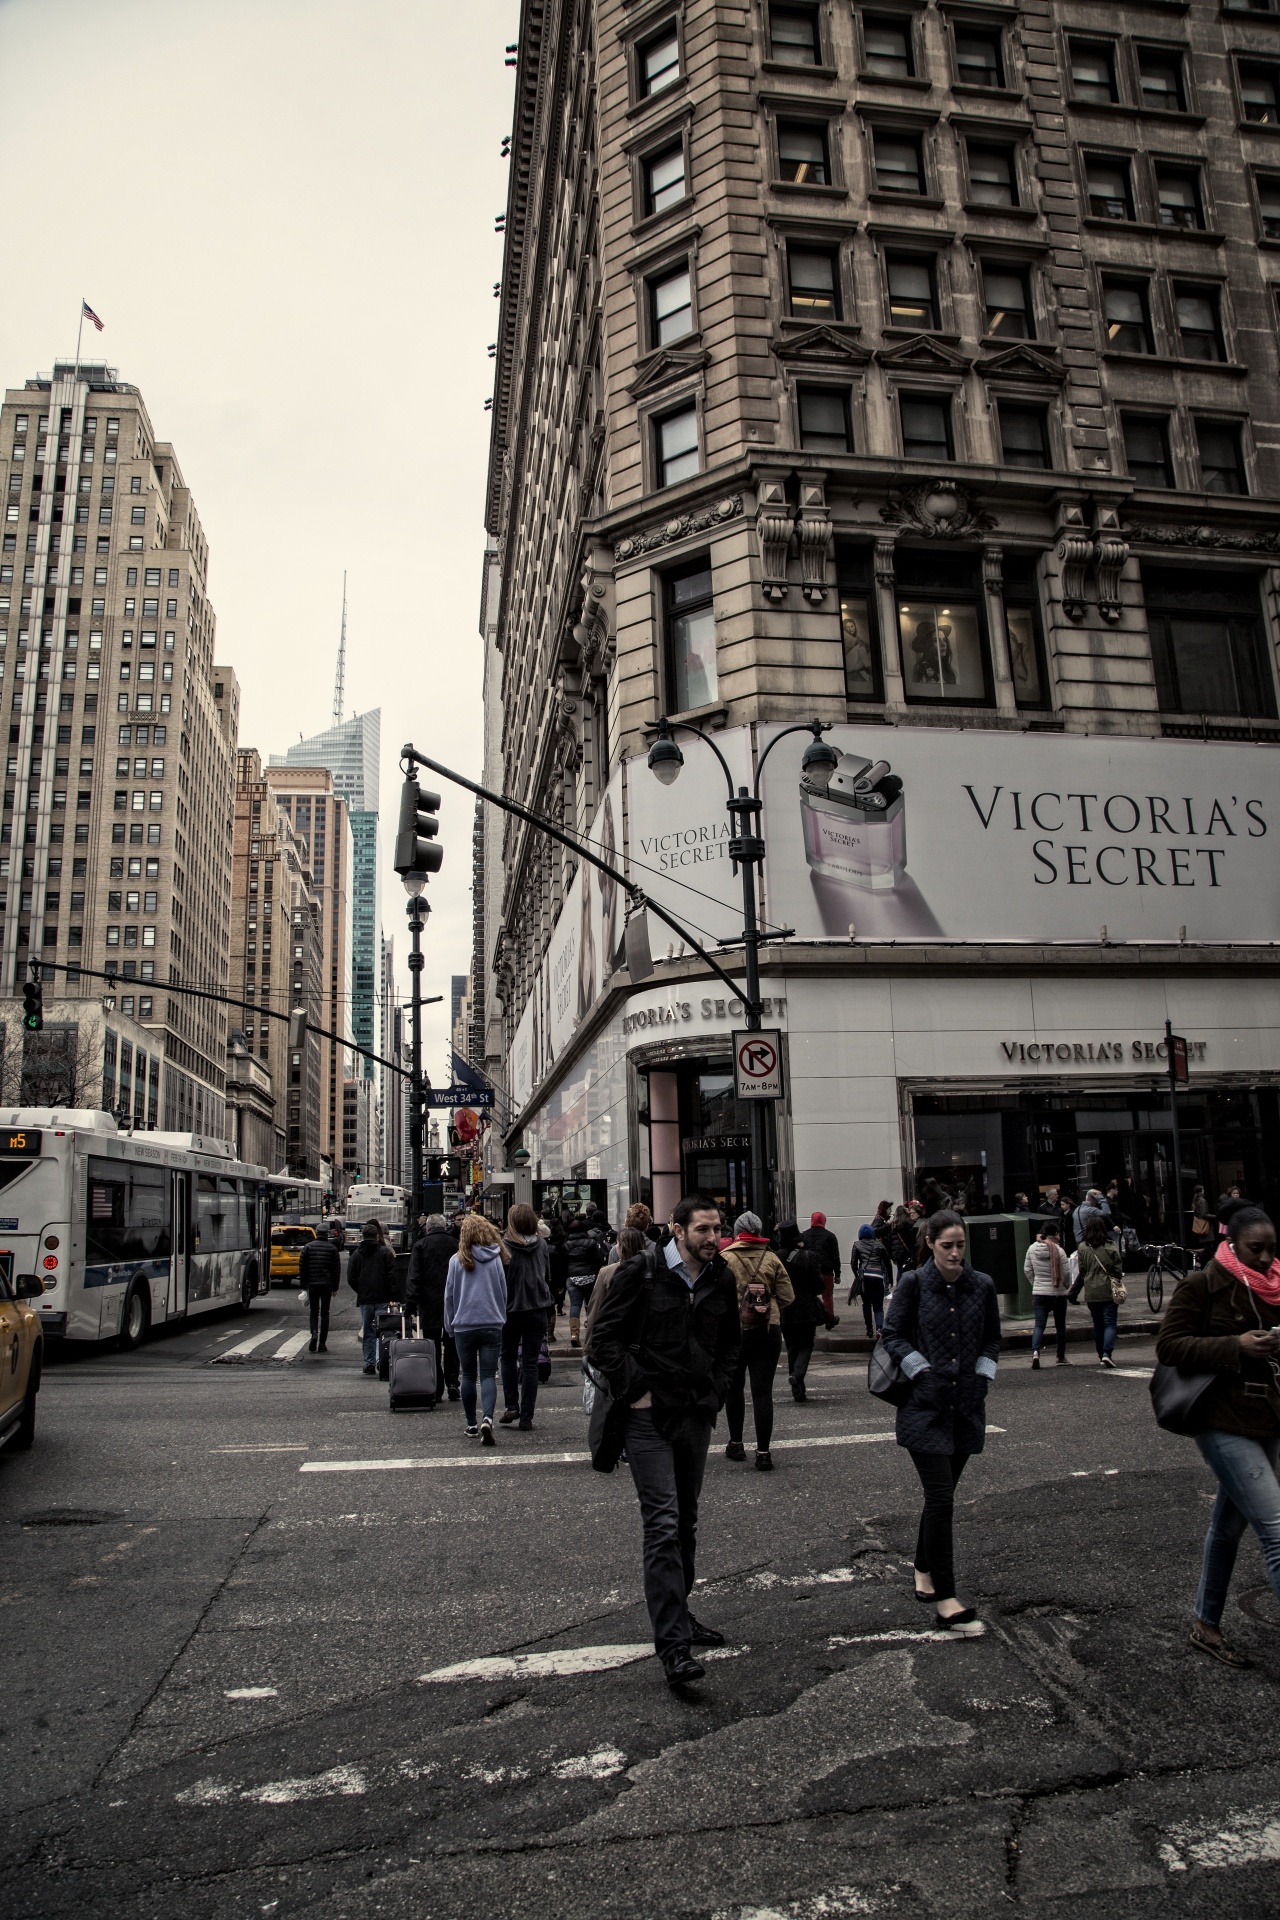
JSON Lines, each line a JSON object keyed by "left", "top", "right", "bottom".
{"left": 265, "top": 1174, "right": 327, "bottom": 1229}
{"left": 343, "top": 1182, "right": 409, "bottom": 1248}
{"left": 0, "top": 1108, "right": 270, "bottom": 1348}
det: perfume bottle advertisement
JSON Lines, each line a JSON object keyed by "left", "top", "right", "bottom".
{"left": 757, "top": 724, "right": 1280, "bottom": 944}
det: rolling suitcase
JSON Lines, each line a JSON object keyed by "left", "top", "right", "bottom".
{"left": 388, "top": 1330, "right": 438, "bottom": 1412}
{"left": 375, "top": 1305, "right": 406, "bottom": 1381}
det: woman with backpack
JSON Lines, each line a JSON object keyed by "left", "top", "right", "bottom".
{"left": 1069, "top": 1213, "right": 1124, "bottom": 1368}
{"left": 722, "top": 1211, "right": 794, "bottom": 1471}
{"left": 443, "top": 1216, "right": 510, "bottom": 1445}
{"left": 881, "top": 1209, "right": 1001, "bottom": 1636}
{"left": 1156, "top": 1206, "right": 1280, "bottom": 1668}
{"left": 776, "top": 1221, "right": 823, "bottom": 1404}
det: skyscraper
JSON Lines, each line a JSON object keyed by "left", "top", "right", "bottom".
{"left": 0, "top": 360, "right": 238, "bottom": 1135}
{"left": 271, "top": 709, "right": 380, "bottom": 1087}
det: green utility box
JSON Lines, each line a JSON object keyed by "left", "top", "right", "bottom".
{"left": 965, "top": 1213, "right": 1058, "bottom": 1318}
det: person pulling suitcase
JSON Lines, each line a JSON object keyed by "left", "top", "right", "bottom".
{"left": 299, "top": 1222, "right": 342, "bottom": 1353}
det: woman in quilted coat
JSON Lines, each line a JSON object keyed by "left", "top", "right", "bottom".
{"left": 881, "top": 1209, "right": 1001, "bottom": 1637}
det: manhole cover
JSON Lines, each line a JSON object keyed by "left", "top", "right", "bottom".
{"left": 1240, "top": 1585, "right": 1280, "bottom": 1628}
{"left": 19, "top": 1508, "right": 125, "bottom": 1529}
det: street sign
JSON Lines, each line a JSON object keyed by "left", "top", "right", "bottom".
{"left": 1168, "top": 1032, "right": 1190, "bottom": 1086}
{"left": 424, "top": 1086, "right": 495, "bottom": 1109}
{"left": 733, "top": 1029, "right": 783, "bottom": 1101}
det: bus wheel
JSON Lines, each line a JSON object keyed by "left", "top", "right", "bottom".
{"left": 119, "top": 1281, "right": 150, "bottom": 1351}
{"left": 235, "top": 1267, "right": 257, "bottom": 1313}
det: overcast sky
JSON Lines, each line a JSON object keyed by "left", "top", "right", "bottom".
{"left": 0, "top": 0, "right": 516, "bottom": 1078}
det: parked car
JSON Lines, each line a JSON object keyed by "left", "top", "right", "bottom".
{"left": 0, "top": 1266, "right": 43, "bottom": 1453}
{"left": 268, "top": 1225, "right": 316, "bottom": 1286}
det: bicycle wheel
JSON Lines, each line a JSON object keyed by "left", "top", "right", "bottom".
{"left": 1146, "top": 1263, "right": 1164, "bottom": 1314}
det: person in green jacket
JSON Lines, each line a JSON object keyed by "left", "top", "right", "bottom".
{"left": 1069, "top": 1213, "right": 1123, "bottom": 1368}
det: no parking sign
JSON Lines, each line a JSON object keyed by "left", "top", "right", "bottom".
{"left": 733, "top": 1029, "right": 783, "bottom": 1101}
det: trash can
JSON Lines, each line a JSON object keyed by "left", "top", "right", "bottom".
{"left": 965, "top": 1213, "right": 1058, "bottom": 1318}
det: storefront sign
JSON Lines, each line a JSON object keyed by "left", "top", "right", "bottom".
{"left": 759, "top": 724, "right": 1280, "bottom": 943}
{"left": 734, "top": 1029, "right": 783, "bottom": 1100}
{"left": 621, "top": 994, "right": 788, "bottom": 1037}
{"left": 683, "top": 1134, "right": 751, "bottom": 1152}
{"left": 999, "top": 1037, "right": 1208, "bottom": 1065}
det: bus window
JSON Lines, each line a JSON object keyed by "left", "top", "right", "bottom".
{"left": 195, "top": 1174, "right": 229, "bottom": 1252}
{"left": 87, "top": 1157, "right": 171, "bottom": 1266}
{"left": 235, "top": 1179, "right": 258, "bottom": 1249}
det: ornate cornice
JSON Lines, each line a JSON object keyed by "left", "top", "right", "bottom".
{"left": 613, "top": 493, "right": 744, "bottom": 561}
{"left": 879, "top": 479, "right": 995, "bottom": 538}
{"left": 1122, "top": 521, "right": 1280, "bottom": 554}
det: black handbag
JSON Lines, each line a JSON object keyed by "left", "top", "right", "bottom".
{"left": 588, "top": 1254, "right": 657, "bottom": 1473}
{"left": 867, "top": 1271, "right": 918, "bottom": 1407}
{"left": 1149, "top": 1284, "right": 1217, "bottom": 1435}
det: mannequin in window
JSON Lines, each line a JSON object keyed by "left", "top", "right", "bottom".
{"left": 909, "top": 617, "right": 957, "bottom": 687}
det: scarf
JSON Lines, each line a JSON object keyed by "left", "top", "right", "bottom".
{"left": 1214, "top": 1239, "right": 1280, "bottom": 1306}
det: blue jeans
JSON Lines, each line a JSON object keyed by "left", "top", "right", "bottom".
{"left": 1194, "top": 1430, "right": 1280, "bottom": 1629}
{"left": 360, "top": 1302, "right": 381, "bottom": 1369}
{"left": 1032, "top": 1295, "right": 1066, "bottom": 1359}
{"left": 1088, "top": 1300, "right": 1118, "bottom": 1358}
{"left": 453, "top": 1325, "right": 502, "bottom": 1427}
{"left": 568, "top": 1279, "right": 595, "bottom": 1319}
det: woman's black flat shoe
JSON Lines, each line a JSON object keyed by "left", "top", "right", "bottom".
{"left": 914, "top": 1586, "right": 936, "bottom": 1603}
{"left": 935, "top": 1607, "right": 986, "bottom": 1637}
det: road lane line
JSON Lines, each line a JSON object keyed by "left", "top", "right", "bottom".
{"left": 421, "top": 1644, "right": 655, "bottom": 1683}
{"left": 272, "top": 1331, "right": 311, "bottom": 1362}
{"left": 212, "top": 1445, "right": 307, "bottom": 1453}
{"left": 213, "top": 1324, "right": 286, "bottom": 1362}
{"left": 298, "top": 1427, "right": 1004, "bottom": 1474}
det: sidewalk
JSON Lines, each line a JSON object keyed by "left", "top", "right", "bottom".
{"left": 818, "top": 1301, "right": 1160, "bottom": 1355}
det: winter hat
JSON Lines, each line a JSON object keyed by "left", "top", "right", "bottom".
{"left": 733, "top": 1211, "right": 764, "bottom": 1237}
{"left": 361, "top": 1220, "right": 379, "bottom": 1240}
{"left": 810, "top": 1210, "right": 827, "bottom": 1227}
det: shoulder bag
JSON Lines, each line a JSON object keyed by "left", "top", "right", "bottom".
{"left": 1149, "top": 1283, "right": 1217, "bottom": 1435}
{"left": 867, "top": 1270, "right": 918, "bottom": 1407}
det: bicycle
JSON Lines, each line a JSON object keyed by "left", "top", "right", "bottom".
{"left": 1143, "top": 1243, "right": 1191, "bottom": 1314}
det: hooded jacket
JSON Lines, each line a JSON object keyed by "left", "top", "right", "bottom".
{"left": 563, "top": 1222, "right": 607, "bottom": 1280}
{"left": 801, "top": 1220, "right": 842, "bottom": 1280}
{"left": 1155, "top": 1257, "right": 1280, "bottom": 1440}
{"left": 406, "top": 1227, "right": 458, "bottom": 1328}
{"left": 444, "top": 1243, "right": 508, "bottom": 1333}
{"left": 347, "top": 1239, "right": 397, "bottom": 1306}
{"left": 502, "top": 1232, "right": 553, "bottom": 1315}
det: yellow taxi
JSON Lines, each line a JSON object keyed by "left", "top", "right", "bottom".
{"left": 268, "top": 1225, "right": 315, "bottom": 1286}
{"left": 0, "top": 1263, "right": 43, "bottom": 1453}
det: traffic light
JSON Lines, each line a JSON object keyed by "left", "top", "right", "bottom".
{"left": 288, "top": 1008, "right": 307, "bottom": 1049}
{"left": 394, "top": 777, "right": 443, "bottom": 880}
{"left": 22, "top": 968, "right": 42, "bottom": 1033}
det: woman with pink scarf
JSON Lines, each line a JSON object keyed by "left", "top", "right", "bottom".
{"left": 1157, "top": 1207, "right": 1280, "bottom": 1667}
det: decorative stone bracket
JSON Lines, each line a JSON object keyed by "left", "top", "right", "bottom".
{"left": 755, "top": 473, "right": 832, "bottom": 603}
{"left": 1055, "top": 506, "right": 1092, "bottom": 621}
{"left": 1055, "top": 503, "right": 1130, "bottom": 621}
{"left": 1092, "top": 508, "right": 1129, "bottom": 624}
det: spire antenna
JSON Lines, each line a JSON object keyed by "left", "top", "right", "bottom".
{"left": 333, "top": 571, "right": 347, "bottom": 725}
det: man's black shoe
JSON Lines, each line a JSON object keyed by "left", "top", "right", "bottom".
{"left": 447, "top": 1387, "right": 460, "bottom": 1401}
{"left": 687, "top": 1614, "right": 725, "bottom": 1648}
{"left": 663, "top": 1648, "right": 706, "bottom": 1687}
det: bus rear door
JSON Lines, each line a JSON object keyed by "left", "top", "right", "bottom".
{"left": 169, "top": 1171, "right": 190, "bottom": 1318}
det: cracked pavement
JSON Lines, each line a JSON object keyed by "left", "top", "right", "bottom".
{"left": 3, "top": 1284, "right": 1279, "bottom": 1918}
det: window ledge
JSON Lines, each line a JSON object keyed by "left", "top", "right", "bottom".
{"left": 951, "top": 83, "right": 1026, "bottom": 103}
{"left": 760, "top": 60, "right": 841, "bottom": 82}
{"left": 963, "top": 200, "right": 1038, "bottom": 219}
{"left": 1085, "top": 217, "right": 1224, "bottom": 243}
{"left": 1160, "top": 715, "right": 1280, "bottom": 741}
{"left": 868, "top": 191, "right": 947, "bottom": 210}
{"left": 1067, "top": 99, "right": 1207, "bottom": 128}
{"left": 856, "top": 72, "right": 934, "bottom": 91}
{"left": 769, "top": 180, "right": 850, "bottom": 199}
{"left": 1104, "top": 350, "right": 1244, "bottom": 374}
{"left": 626, "top": 77, "right": 690, "bottom": 124}
{"left": 649, "top": 702, "right": 730, "bottom": 730}
{"left": 631, "top": 193, "right": 697, "bottom": 240}
{"left": 1239, "top": 117, "right": 1280, "bottom": 136}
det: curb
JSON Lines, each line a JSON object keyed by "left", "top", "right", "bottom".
{"left": 817, "top": 1318, "right": 1161, "bottom": 1356}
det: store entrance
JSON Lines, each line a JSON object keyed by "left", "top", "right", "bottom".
{"left": 638, "top": 1057, "right": 758, "bottom": 1227}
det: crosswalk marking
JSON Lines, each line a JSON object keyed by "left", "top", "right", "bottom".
{"left": 213, "top": 1324, "right": 285, "bottom": 1362}
{"left": 272, "top": 1331, "right": 311, "bottom": 1362}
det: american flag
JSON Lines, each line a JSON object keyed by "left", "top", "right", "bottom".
{"left": 81, "top": 300, "right": 104, "bottom": 332}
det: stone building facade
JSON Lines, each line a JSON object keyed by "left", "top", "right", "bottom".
{"left": 480, "top": 1, "right": 1280, "bottom": 1247}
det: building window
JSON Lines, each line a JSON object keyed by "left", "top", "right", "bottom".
{"left": 862, "top": 15, "right": 913, "bottom": 78}
{"left": 798, "top": 387, "right": 852, "bottom": 452}
{"left": 778, "top": 121, "right": 831, "bottom": 185}
{"left": 644, "top": 143, "right": 686, "bottom": 216}
{"left": 998, "top": 404, "right": 1050, "bottom": 470}
{"left": 770, "top": 4, "right": 821, "bottom": 64}
{"left": 873, "top": 131, "right": 924, "bottom": 195}
{"left": 1144, "top": 569, "right": 1275, "bottom": 716}
{"left": 1156, "top": 166, "right": 1204, "bottom": 230}
{"left": 786, "top": 245, "right": 840, "bottom": 318}
{"left": 836, "top": 545, "right": 883, "bottom": 702}
{"left": 896, "top": 551, "right": 991, "bottom": 705}
{"left": 1086, "top": 155, "right": 1134, "bottom": 222}
{"left": 649, "top": 263, "right": 693, "bottom": 346}
{"left": 1175, "top": 285, "right": 1225, "bottom": 361}
{"left": 980, "top": 263, "right": 1033, "bottom": 338}
{"left": 655, "top": 404, "right": 699, "bottom": 487}
{"left": 1137, "top": 46, "right": 1187, "bottom": 112}
{"left": 1003, "top": 556, "right": 1049, "bottom": 709}
{"left": 1070, "top": 39, "right": 1118, "bottom": 104}
{"left": 1255, "top": 172, "right": 1280, "bottom": 239}
{"left": 1104, "top": 280, "right": 1153, "bottom": 353}
{"left": 1122, "top": 413, "right": 1173, "bottom": 487}
{"left": 955, "top": 27, "right": 1003, "bottom": 88}
{"left": 966, "top": 142, "right": 1017, "bottom": 207}
{"left": 1195, "top": 420, "right": 1246, "bottom": 494}
{"left": 1240, "top": 61, "right": 1280, "bottom": 123}
{"left": 664, "top": 561, "right": 718, "bottom": 711}
{"left": 640, "top": 24, "right": 680, "bottom": 97}
{"left": 886, "top": 254, "right": 937, "bottom": 328}
{"left": 899, "top": 392, "right": 954, "bottom": 461}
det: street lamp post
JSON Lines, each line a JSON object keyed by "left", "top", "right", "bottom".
{"left": 647, "top": 718, "right": 839, "bottom": 1222}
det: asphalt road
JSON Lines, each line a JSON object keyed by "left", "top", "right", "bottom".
{"left": 2, "top": 1279, "right": 1279, "bottom": 1919}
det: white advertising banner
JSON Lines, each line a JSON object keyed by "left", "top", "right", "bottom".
{"left": 624, "top": 728, "right": 753, "bottom": 948}
{"left": 759, "top": 724, "right": 1280, "bottom": 943}
{"left": 588, "top": 766, "right": 627, "bottom": 984}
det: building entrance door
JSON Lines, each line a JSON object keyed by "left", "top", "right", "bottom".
{"left": 684, "top": 1136, "right": 752, "bottom": 1220}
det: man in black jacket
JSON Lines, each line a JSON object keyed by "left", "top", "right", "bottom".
{"left": 298, "top": 1228, "right": 342, "bottom": 1354}
{"left": 347, "top": 1223, "right": 398, "bottom": 1376}
{"left": 590, "top": 1192, "right": 740, "bottom": 1688}
{"left": 562, "top": 1212, "right": 607, "bottom": 1350}
{"left": 406, "top": 1213, "right": 461, "bottom": 1401}
{"left": 801, "top": 1210, "right": 842, "bottom": 1329}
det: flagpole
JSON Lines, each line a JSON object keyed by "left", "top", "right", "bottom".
{"left": 73, "top": 301, "right": 85, "bottom": 381}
